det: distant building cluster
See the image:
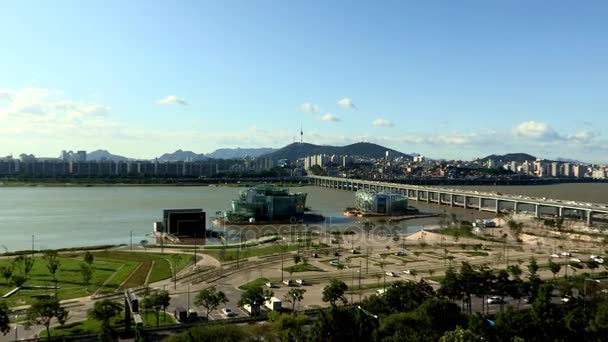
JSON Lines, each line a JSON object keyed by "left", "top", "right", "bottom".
{"left": 228, "top": 156, "right": 274, "bottom": 173}
{"left": 485, "top": 158, "right": 605, "bottom": 179}
{"left": 61, "top": 150, "right": 87, "bottom": 162}
{"left": 303, "top": 154, "right": 353, "bottom": 170}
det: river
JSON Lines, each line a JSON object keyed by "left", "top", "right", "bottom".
{"left": 1, "top": 183, "right": 606, "bottom": 251}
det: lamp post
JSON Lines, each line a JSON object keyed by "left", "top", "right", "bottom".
{"left": 187, "top": 283, "right": 191, "bottom": 312}
{"left": 584, "top": 278, "right": 601, "bottom": 312}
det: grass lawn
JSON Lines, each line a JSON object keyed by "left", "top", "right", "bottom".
{"left": 283, "top": 264, "right": 324, "bottom": 273}
{"left": 202, "top": 244, "right": 300, "bottom": 262}
{"left": 0, "top": 251, "right": 191, "bottom": 308}
{"left": 0, "top": 254, "right": 136, "bottom": 307}
{"left": 45, "top": 311, "right": 175, "bottom": 338}
{"left": 91, "top": 251, "right": 191, "bottom": 288}
{"left": 238, "top": 277, "right": 270, "bottom": 291}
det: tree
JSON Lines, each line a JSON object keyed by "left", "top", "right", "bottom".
{"left": 84, "top": 251, "right": 95, "bottom": 265}
{"left": 80, "top": 262, "right": 93, "bottom": 286}
{"left": 0, "top": 302, "right": 10, "bottom": 336}
{"left": 194, "top": 287, "right": 228, "bottom": 320}
{"left": 284, "top": 288, "right": 306, "bottom": 312}
{"left": 528, "top": 256, "right": 539, "bottom": 277}
{"left": 11, "top": 274, "right": 27, "bottom": 287}
{"left": 507, "top": 264, "right": 523, "bottom": 279}
{"left": 0, "top": 264, "right": 13, "bottom": 286}
{"left": 87, "top": 299, "right": 123, "bottom": 342}
{"left": 239, "top": 287, "right": 273, "bottom": 316}
{"left": 43, "top": 251, "right": 61, "bottom": 294}
{"left": 322, "top": 279, "right": 348, "bottom": 306}
{"left": 548, "top": 261, "right": 561, "bottom": 279}
{"left": 293, "top": 254, "right": 302, "bottom": 265}
{"left": 15, "top": 255, "right": 35, "bottom": 279}
{"left": 140, "top": 240, "right": 149, "bottom": 251}
{"left": 26, "top": 297, "right": 69, "bottom": 340}
{"left": 143, "top": 290, "right": 171, "bottom": 327}
{"left": 268, "top": 311, "right": 307, "bottom": 342}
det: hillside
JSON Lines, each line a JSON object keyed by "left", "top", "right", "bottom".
{"left": 262, "top": 142, "right": 411, "bottom": 161}
{"left": 158, "top": 150, "right": 207, "bottom": 162}
{"left": 478, "top": 153, "right": 536, "bottom": 163}
{"left": 206, "top": 147, "right": 276, "bottom": 159}
{"left": 87, "top": 150, "right": 130, "bottom": 161}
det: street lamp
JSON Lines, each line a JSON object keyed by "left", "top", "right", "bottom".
{"left": 187, "top": 283, "right": 192, "bottom": 312}
{"left": 584, "top": 278, "right": 601, "bottom": 312}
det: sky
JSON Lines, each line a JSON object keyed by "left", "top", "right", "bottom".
{"left": 0, "top": 1, "right": 607, "bottom": 162}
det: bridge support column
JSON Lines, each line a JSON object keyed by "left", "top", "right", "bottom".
{"left": 587, "top": 211, "right": 593, "bottom": 226}
{"left": 463, "top": 196, "right": 468, "bottom": 209}
{"left": 478, "top": 197, "right": 482, "bottom": 211}
{"left": 426, "top": 192, "right": 430, "bottom": 203}
{"left": 535, "top": 204, "right": 540, "bottom": 218}
{"left": 558, "top": 207, "right": 564, "bottom": 218}
{"left": 450, "top": 194, "right": 454, "bottom": 207}
{"left": 495, "top": 200, "right": 500, "bottom": 213}
{"left": 513, "top": 202, "right": 519, "bottom": 214}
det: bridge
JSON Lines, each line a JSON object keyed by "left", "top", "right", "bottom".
{"left": 306, "top": 175, "right": 608, "bottom": 225}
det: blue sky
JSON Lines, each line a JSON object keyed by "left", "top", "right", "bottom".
{"left": 1, "top": 1, "right": 607, "bottom": 162}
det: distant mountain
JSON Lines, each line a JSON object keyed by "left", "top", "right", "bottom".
{"left": 158, "top": 150, "right": 207, "bottom": 162}
{"left": 205, "top": 147, "right": 276, "bottom": 159}
{"left": 478, "top": 153, "right": 536, "bottom": 163}
{"left": 262, "top": 142, "right": 411, "bottom": 161}
{"left": 87, "top": 150, "right": 130, "bottom": 161}
{"left": 554, "top": 157, "right": 585, "bottom": 164}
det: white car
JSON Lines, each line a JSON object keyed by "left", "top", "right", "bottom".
{"left": 593, "top": 258, "right": 605, "bottom": 264}
{"left": 570, "top": 258, "right": 582, "bottom": 263}
{"left": 265, "top": 282, "right": 275, "bottom": 288}
{"left": 487, "top": 296, "right": 505, "bottom": 304}
{"left": 283, "top": 279, "right": 295, "bottom": 286}
{"left": 550, "top": 254, "right": 560, "bottom": 258}
{"left": 385, "top": 271, "right": 397, "bottom": 277}
{"left": 561, "top": 296, "right": 571, "bottom": 303}
{"left": 560, "top": 252, "right": 572, "bottom": 257}
{"left": 403, "top": 269, "right": 411, "bottom": 275}
{"left": 296, "top": 279, "right": 306, "bottom": 285}
{"left": 221, "top": 308, "right": 236, "bottom": 317}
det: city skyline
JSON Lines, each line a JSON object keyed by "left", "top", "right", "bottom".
{"left": 1, "top": 1, "right": 607, "bottom": 162}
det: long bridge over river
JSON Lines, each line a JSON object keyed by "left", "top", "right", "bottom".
{"left": 306, "top": 175, "right": 608, "bottom": 225}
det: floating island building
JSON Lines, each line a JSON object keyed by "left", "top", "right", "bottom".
{"left": 354, "top": 189, "right": 409, "bottom": 215}
{"left": 224, "top": 184, "right": 307, "bottom": 223}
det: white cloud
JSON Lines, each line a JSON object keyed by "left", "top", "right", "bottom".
{"left": 567, "top": 130, "right": 596, "bottom": 144}
{"left": 372, "top": 118, "right": 394, "bottom": 127}
{"left": 157, "top": 95, "right": 188, "bottom": 106}
{"left": 321, "top": 113, "right": 340, "bottom": 122}
{"left": 337, "top": 97, "right": 357, "bottom": 109}
{"left": 0, "top": 88, "right": 14, "bottom": 101}
{"left": 300, "top": 102, "right": 320, "bottom": 113}
{"left": 513, "top": 121, "right": 562, "bottom": 140}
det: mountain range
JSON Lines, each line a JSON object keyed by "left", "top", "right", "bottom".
{"left": 477, "top": 153, "right": 537, "bottom": 164}
{"left": 261, "top": 142, "right": 411, "bottom": 161}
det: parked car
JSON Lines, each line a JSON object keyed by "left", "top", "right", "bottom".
{"left": 329, "top": 260, "right": 341, "bottom": 266}
{"left": 385, "top": 271, "right": 397, "bottom": 277}
{"left": 334, "top": 251, "right": 341, "bottom": 257}
{"left": 310, "top": 252, "right": 319, "bottom": 258}
{"left": 561, "top": 296, "right": 571, "bottom": 303}
{"left": 394, "top": 251, "right": 406, "bottom": 256}
{"left": 266, "top": 282, "right": 275, "bottom": 288}
{"left": 283, "top": 279, "right": 294, "bottom": 286}
{"left": 570, "top": 258, "right": 582, "bottom": 263}
{"left": 296, "top": 279, "right": 306, "bottom": 285}
{"left": 487, "top": 296, "right": 505, "bottom": 304}
{"left": 560, "top": 252, "right": 572, "bottom": 257}
{"left": 403, "top": 269, "right": 411, "bottom": 275}
{"left": 550, "top": 254, "right": 560, "bottom": 258}
{"left": 350, "top": 249, "right": 359, "bottom": 254}
{"left": 221, "top": 308, "right": 237, "bottom": 317}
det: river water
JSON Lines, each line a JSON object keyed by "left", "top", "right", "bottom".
{"left": 1, "top": 183, "right": 606, "bottom": 251}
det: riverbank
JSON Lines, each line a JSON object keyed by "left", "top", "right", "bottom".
{"left": 0, "top": 180, "right": 308, "bottom": 188}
